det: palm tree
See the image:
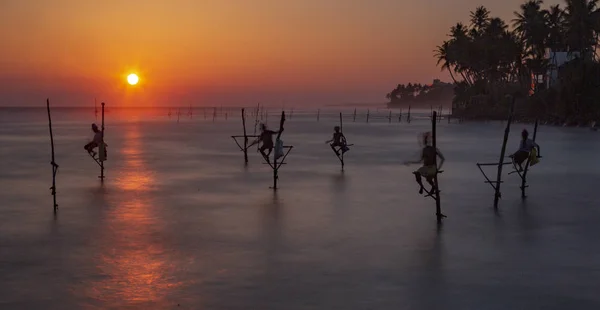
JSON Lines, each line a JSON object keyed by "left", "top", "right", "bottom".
{"left": 545, "top": 4, "right": 566, "bottom": 52}
{"left": 448, "top": 23, "right": 475, "bottom": 85}
{"left": 470, "top": 6, "right": 491, "bottom": 37}
{"left": 563, "top": 0, "right": 600, "bottom": 58}
{"left": 513, "top": 0, "right": 552, "bottom": 91}
{"left": 434, "top": 41, "right": 458, "bottom": 83}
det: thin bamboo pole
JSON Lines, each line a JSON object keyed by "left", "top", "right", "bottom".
{"left": 494, "top": 96, "right": 516, "bottom": 209}
{"left": 340, "top": 112, "right": 344, "bottom": 169}
{"left": 47, "top": 99, "right": 58, "bottom": 213}
{"left": 520, "top": 119, "right": 539, "bottom": 198}
{"left": 242, "top": 108, "right": 248, "bottom": 163}
{"left": 273, "top": 111, "right": 286, "bottom": 190}
{"left": 100, "top": 102, "right": 105, "bottom": 181}
{"left": 432, "top": 111, "right": 444, "bottom": 222}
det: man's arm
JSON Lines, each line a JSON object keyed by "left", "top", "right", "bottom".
{"left": 436, "top": 148, "right": 445, "bottom": 170}
{"left": 325, "top": 133, "right": 335, "bottom": 144}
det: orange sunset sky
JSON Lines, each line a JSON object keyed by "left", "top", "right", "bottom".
{"left": 0, "top": 0, "right": 561, "bottom": 107}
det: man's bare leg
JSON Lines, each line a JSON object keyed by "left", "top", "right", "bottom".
{"left": 413, "top": 172, "right": 425, "bottom": 194}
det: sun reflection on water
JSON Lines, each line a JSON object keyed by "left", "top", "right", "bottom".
{"left": 83, "top": 124, "right": 181, "bottom": 308}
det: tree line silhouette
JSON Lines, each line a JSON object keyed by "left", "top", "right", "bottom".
{"left": 433, "top": 0, "right": 600, "bottom": 124}
{"left": 386, "top": 80, "right": 454, "bottom": 107}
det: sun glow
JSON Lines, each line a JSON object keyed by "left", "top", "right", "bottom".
{"left": 127, "top": 73, "right": 139, "bottom": 85}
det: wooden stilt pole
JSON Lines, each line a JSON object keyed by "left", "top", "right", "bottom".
{"left": 494, "top": 95, "right": 516, "bottom": 209}
{"left": 340, "top": 112, "right": 345, "bottom": 170}
{"left": 407, "top": 105, "right": 412, "bottom": 123}
{"left": 100, "top": 102, "right": 105, "bottom": 181}
{"left": 242, "top": 108, "right": 248, "bottom": 163}
{"left": 353, "top": 108, "right": 357, "bottom": 122}
{"left": 432, "top": 111, "right": 444, "bottom": 222}
{"left": 388, "top": 110, "right": 392, "bottom": 123}
{"left": 273, "top": 111, "right": 286, "bottom": 190}
{"left": 366, "top": 109, "right": 370, "bottom": 123}
{"left": 290, "top": 108, "right": 294, "bottom": 120}
{"left": 520, "top": 119, "right": 539, "bottom": 198}
{"left": 47, "top": 99, "right": 59, "bottom": 213}
{"left": 399, "top": 108, "right": 402, "bottom": 122}
{"left": 317, "top": 109, "right": 320, "bottom": 122}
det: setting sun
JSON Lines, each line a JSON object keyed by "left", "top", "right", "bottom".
{"left": 127, "top": 74, "right": 139, "bottom": 85}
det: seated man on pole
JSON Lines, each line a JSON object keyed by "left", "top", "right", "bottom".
{"left": 249, "top": 123, "right": 280, "bottom": 164}
{"left": 510, "top": 129, "right": 541, "bottom": 171}
{"left": 84, "top": 123, "right": 104, "bottom": 158}
{"left": 325, "top": 126, "right": 349, "bottom": 156}
{"left": 404, "top": 132, "right": 445, "bottom": 195}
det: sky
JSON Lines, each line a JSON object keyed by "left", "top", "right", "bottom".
{"left": 0, "top": 0, "right": 562, "bottom": 107}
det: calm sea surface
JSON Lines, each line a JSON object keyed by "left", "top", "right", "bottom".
{"left": 1, "top": 107, "right": 599, "bottom": 309}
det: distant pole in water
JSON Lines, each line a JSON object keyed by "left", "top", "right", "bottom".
{"left": 388, "top": 110, "right": 392, "bottom": 123}
{"left": 339, "top": 112, "right": 345, "bottom": 169}
{"left": 407, "top": 105, "right": 412, "bottom": 123}
{"left": 99, "top": 102, "right": 106, "bottom": 181}
{"left": 168, "top": 108, "right": 172, "bottom": 119}
{"left": 493, "top": 95, "right": 516, "bottom": 209}
{"left": 520, "top": 119, "right": 539, "bottom": 199}
{"left": 399, "top": 108, "right": 402, "bottom": 123}
{"left": 353, "top": 108, "right": 357, "bottom": 122}
{"left": 213, "top": 107, "right": 216, "bottom": 122}
{"left": 242, "top": 108, "right": 248, "bottom": 163}
{"left": 366, "top": 109, "right": 370, "bottom": 123}
{"left": 271, "top": 111, "right": 293, "bottom": 190}
{"left": 46, "top": 99, "right": 59, "bottom": 213}
{"left": 189, "top": 104, "right": 193, "bottom": 119}
{"left": 317, "top": 109, "right": 320, "bottom": 122}
{"left": 432, "top": 111, "right": 445, "bottom": 222}
{"left": 290, "top": 108, "right": 294, "bottom": 120}
{"left": 232, "top": 108, "right": 260, "bottom": 164}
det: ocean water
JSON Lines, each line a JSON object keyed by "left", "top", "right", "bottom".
{"left": 1, "top": 107, "right": 599, "bottom": 309}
